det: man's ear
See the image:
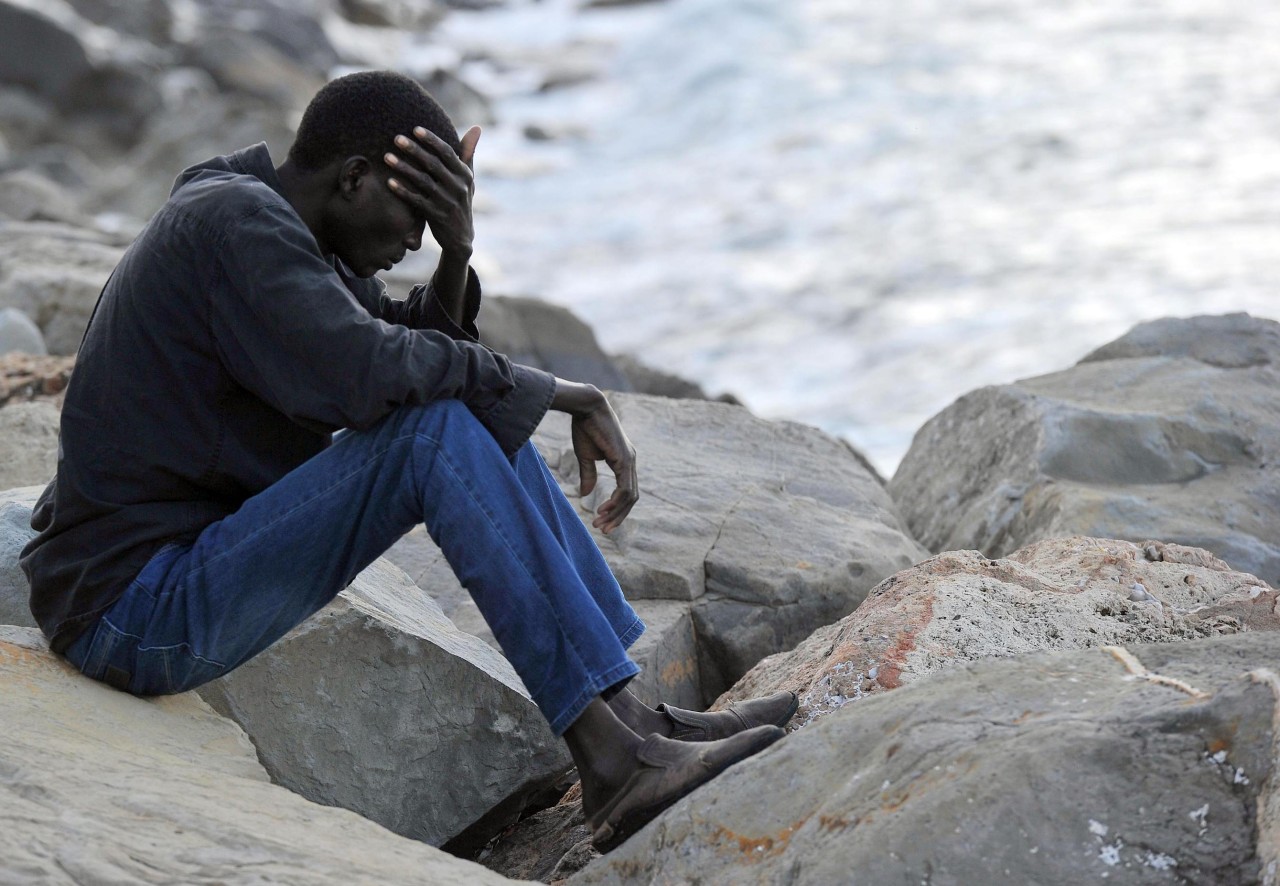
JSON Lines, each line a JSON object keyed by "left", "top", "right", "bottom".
{"left": 336, "top": 156, "right": 373, "bottom": 200}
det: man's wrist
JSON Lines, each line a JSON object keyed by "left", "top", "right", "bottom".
{"left": 551, "top": 379, "right": 605, "bottom": 416}
{"left": 439, "top": 242, "right": 474, "bottom": 264}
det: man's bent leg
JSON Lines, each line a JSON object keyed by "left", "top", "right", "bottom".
{"left": 509, "top": 442, "right": 643, "bottom": 650}
{"left": 65, "top": 401, "right": 639, "bottom": 734}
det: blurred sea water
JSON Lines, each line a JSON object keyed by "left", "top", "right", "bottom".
{"left": 406, "top": 0, "right": 1280, "bottom": 477}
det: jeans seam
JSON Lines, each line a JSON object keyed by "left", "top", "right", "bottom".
{"left": 86, "top": 618, "right": 143, "bottom": 680}
{"left": 187, "top": 433, "right": 420, "bottom": 581}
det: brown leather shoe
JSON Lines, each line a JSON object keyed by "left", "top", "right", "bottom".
{"left": 658, "top": 690, "right": 799, "bottom": 741}
{"left": 588, "top": 725, "right": 785, "bottom": 853}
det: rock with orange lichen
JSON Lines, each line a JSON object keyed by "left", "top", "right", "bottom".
{"left": 575, "top": 631, "right": 1280, "bottom": 885}
{"left": 0, "top": 351, "right": 74, "bottom": 406}
{"left": 717, "top": 536, "right": 1278, "bottom": 731}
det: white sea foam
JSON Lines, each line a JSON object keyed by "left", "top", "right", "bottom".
{"left": 404, "top": 0, "right": 1280, "bottom": 475}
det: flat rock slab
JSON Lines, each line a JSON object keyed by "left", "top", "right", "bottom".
{"left": 889, "top": 313, "right": 1280, "bottom": 586}
{"left": 198, "top": 558, "right": 573, "bottom": 850}
{"left": 720, "top": 536, "right": 1277, "bottom": 730}
{"left": 534, "top": 394, "right": 926, "bottom": 698}
{"left": 577, "top": 631, "right": 1280, "bottom": 885}
{"left": 0, "top": 625, "right": 527, "bottom": 886}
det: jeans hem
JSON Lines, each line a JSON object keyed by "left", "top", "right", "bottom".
{"left": 547, "top": 659, "right": 642, "bottom": 738}
{"left": 617, "top": 615, "right": 645, "bottom": 650}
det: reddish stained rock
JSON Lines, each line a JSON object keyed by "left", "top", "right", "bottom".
{"left": 716, "top": 536, "right": 1277, "bottom": 730}
{"left": 0, "top": 352, "right": 74, "bottom": 407}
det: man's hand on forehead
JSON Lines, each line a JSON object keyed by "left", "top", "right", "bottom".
{"left": 383, "top": 124, "right": 481, "bottom": 257}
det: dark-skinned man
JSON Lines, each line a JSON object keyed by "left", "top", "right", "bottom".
{"left": 21, "top": 70, "right": 795, "bottom": 851}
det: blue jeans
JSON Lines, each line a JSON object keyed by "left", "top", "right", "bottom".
{"left": 63, "top": 400, "right": 644, "bottom": 736}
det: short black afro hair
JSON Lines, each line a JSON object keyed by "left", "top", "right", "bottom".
{"left": 288, "top": 70, "right": 460, "bottom": 171}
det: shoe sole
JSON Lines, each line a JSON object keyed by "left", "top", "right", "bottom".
{"left": 591, "top": 727, "right": 785, "bottom": 854}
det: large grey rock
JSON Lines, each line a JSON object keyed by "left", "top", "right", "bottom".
{"left": 623, "top": 598, "right": 701, "bottom": 711}
{"left": 91, "top": 93, "right": 295, "bottom": 221}
{"left": 187, "top": 0, "right": 340, "bottom": 75}
{"left": 0, "top": 486, "right": 41, "bottom": 628}
{"left": 576, "top": 631, "right": 1280, "bottom": 885}
{"left": 0, "top": 625, "right": 527, "bottom": 885}
{"left": 180, "top": 32, "right": 324, "bottom": 109}
{"left": 0, "top": 2, "right": 163, "bottom": 146}
{"left": 0, "top": 399, "right": 60, "bottom": 489}
{"left": 0, "top": 220, "right": 123, "bottom": 354}
{"left": 0, "top": 306, "right": 46, "bottom": 355}
{"left": 64, "top": 0, "right": 174, "bottom": 44}
{"left": 0, "top": 2, "right": 93, "bottom": 102}
{"left": 535, "top": 394, "right": 926, "bottom": 700}
{"left": 197, "top": 557, "right": 573, "bottom": 849}
{"left": 889, "top": 313, "right": 1280, "bottom": 586}
{"left": 719, "top": 536, "right": 1278, "bottom": 731}
{"left": 477, "top": 295, "right": 632, "bottom": 393}
{"left": 613, "top": 352, "right": 724, "bottom": 402}
{"left": 0, "top": 168, "right": 82, "bottom": 225}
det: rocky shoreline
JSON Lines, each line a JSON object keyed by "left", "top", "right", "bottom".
{"left": 3, "top": 1, "right": 1280, "bottom": 883}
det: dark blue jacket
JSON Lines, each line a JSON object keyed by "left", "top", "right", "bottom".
{"left": 21, "top": 143, "right": 556, "bottom": 652}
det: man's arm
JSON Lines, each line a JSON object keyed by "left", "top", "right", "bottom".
{"left": 551, "top": 379, "right": 639, "bottom": 534}
{"left": 385, "top": 125, "right": 482, "bottom": 328}
{"left": 385, "top": 124, "right": 640, "bottom": 532}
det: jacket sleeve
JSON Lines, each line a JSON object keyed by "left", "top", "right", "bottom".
{"left": 368, "top": 271, "right": 482, "bottom": 343}
{"left": 210, "top": 202, "right": 554, "bottom": 454}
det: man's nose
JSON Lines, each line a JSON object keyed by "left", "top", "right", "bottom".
{"left": 406, "top": 225, "right": 424, "bottom": 252}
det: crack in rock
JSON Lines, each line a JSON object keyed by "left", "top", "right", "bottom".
{"left": 1101, "top": 645, "right": 1210, "bottom": 699}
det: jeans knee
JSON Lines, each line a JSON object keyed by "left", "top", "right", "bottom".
{"left": 396, "top": 400, "right": 498, "bottom": 451}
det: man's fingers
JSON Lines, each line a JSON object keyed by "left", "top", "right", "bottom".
{"left": 593, "top": 484, "right": 638, "bottom": 533}
{"left": 592, "top": 453, "right": 638, "bottom": 533}
{"left": 460, "top": 125, "right": 481, "bottom": 170}
{"left": 410, "top": 127, "right": 476, "bottom": 184}
{"left": 578, "top": 456, "right": 598, "bottom": 497}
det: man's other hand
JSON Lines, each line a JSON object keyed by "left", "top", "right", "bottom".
{"left": 551, "top": 380, "right": 639, "bottom": 533}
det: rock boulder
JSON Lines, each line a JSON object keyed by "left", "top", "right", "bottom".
{"left": 0, "top": 221, "right": 123, "bottom": 354}
{"left": 534, "top": 394, "right": 926, "bottom": 700}
{"left": 0, "top": 486, "right": 41, "bottom": 628}
{"left": 889, "top": 313, "right": 1280, "bottom": 585}
{"left": 578, "top": 631, "right": 1280, "bottom": 885}
{"left": 0, "top": 399, "right": 60, "bottom": 490}
{"left": 197, "top": 557, "right": 574, "bottom": 850}
{"left": 719, "top": 535, "right": 1277, "bottom": 730}
{"left": 0, "top": 624, "right": 526, "bottom": 885}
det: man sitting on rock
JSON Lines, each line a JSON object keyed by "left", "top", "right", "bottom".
{"left": 19, "top": 70, "right": 795, "bottom": 851}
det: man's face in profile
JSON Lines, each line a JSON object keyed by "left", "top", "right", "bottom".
{"left": 329, "top": 164, "right": 426, "bottom": 278}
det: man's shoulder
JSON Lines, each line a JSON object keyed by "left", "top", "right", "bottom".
{"left": 167, "top": 167, "right": 289, "bottom": 228}
{"left": 163, "top": 144, "right": 295, "bottom": 235}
